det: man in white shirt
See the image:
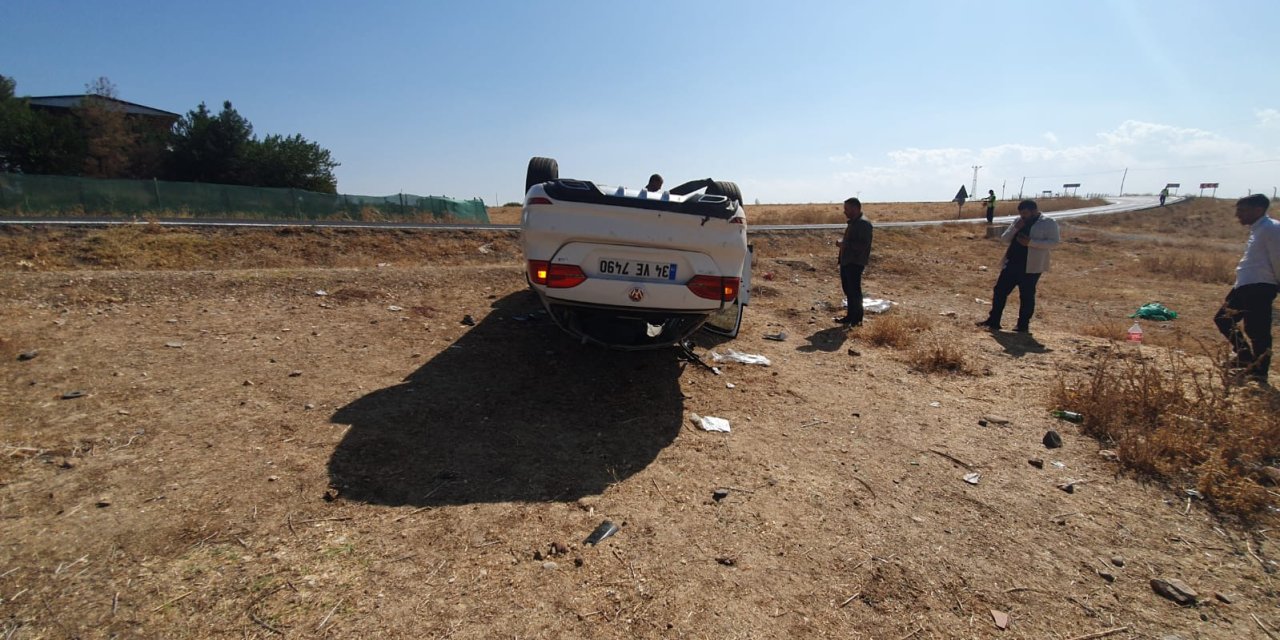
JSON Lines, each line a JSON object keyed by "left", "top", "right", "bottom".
{"left": 1214, "top": 194, "right": 1280, "bottom": 384}
{"left": 976, "top": 199, "right": 1061, "bottom": 333}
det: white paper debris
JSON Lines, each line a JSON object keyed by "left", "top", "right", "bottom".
{"left": 689, "top": 413, "right": 731, "bottom": 433}
{"left": 709, "top": 350, "right": 771, "bottom": 366}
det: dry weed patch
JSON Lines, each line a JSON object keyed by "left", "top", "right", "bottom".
{"left": 1052, "top": 347, "right": 1280, "bottom": 518}
{"left": 1138, "top": 251, "right": 1235, "bottom": 284}
{"left": 909, "top": 333, "right": 972, "bottom": 375}
{"left": 857, "top": 312, "right": 932, "bottom": 348}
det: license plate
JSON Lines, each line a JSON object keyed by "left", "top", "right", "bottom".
{"left": 597, "top": 258, "right": 678, "bottom": 281}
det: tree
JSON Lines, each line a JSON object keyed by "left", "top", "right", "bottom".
{"left": 242, "top": 134, "right": 339, "bottom": 193}
{"left": 0, "top": 74, "right": 84, "bottom": 175}
{"left": 165, "top": 100, "right": 254, "bottom": 184}
{"left": 75, "top": 77, "right": 136, "bottom": 178}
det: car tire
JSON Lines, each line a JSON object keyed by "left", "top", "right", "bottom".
{"left": 710, "top": 180, "right": 743, "bottom": 205}
{"left": 526, "top": 157, "right": 559, "bottom": 193}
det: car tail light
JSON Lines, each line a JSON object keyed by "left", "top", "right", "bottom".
{"left": 729, "top": 215, "right": 745, "bottom": 224}
{"left": 527, "top": 196, "right": 553, "bottom": 205}
{"left": 528, "top": 260, "right": 549, "bottom": 284}
{"left": 529, "top": 260, "right": 586, "bottom": 288}
{"left": 687, "top": 275, "right": 739, "bottom": 301}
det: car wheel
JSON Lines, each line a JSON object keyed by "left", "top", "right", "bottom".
{"left": 710, "top": 180, "right": 743, "bottom": 205}
{"left": 526, "top": 157, "right": 559, "bottom": 193}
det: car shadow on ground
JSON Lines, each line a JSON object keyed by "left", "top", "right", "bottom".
{"left": 328, "top": 290, "right": 684, "bottom": 507}
{"left": 988, "top": 330, "right": 1052, "bottom": 357}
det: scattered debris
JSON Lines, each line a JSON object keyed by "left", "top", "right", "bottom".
{"left": 1098, "top": 450, "right": 1119, "bottom": 461}
{"left": 963, "top": 472, "right": 982, "bottom": 485}
{"left": 541, "top": 561, "right": 558, "bottom": 570}
{"left": 978, "top": 419, "right": 988, "bottom": 427}
{"left": 550, "top": 541, "right": 568, "bottom": 556}
{"left": 387, "top": 305, "right": 403, "bottom": 312}
{"left": 1043, "top": 431, "right": 1063, "bottom": 449}
{"left": 984, "top": 415, "right": 1011, "bottom": 425}
{"left": 583, "top": 521, "right": 619, "bottom": 546}
{"left": 1261, "top": 466, "right": 1280, "bottom": 485}
{"left": 726, "top": 382, "right": 735, "bottom": 389}
{"left": 1111, "top": 556, "right": 1126, "bottom": 568}
{"left": 990, "top": 609, "right": 1009, "bottom": 630}
{"left": 1098, "top": 569, "right": 1116, "bottom": 583}
{"left": 17, "top": 350, "right": 38, "bottom": 361}
{"left": 709, "top": 350, "right": 771, "bottom": 366}
{"left": 1028, "top": 458, "right": 1045, "bottom": 469}
{"left": 712, "top": 489, "right": 730, "bottom": 502}
{"left": 862, "top": 298, "right": 894, "bottom": 314}
{"left": 323, "top": 488, "right": 340, "bottom": 502}
{"left": 763, "top": 331, "right": 787, "bottom": 341}
{"left": 1051, "top": 410, "right": 1083, "bottom": 423}
{"left": 716, "top": 557, "right": 736, "bottom": 566}
{"left": 288, "top": 370, "right": 302, "bottom": 377}
{"left": 478, "top": 243, "right": 494, "bottom": 254}
{"left": 165, "top": 341, "right": 185, "bottom": 349}
{"left": 1150, "top": 578, "right": 1198, "bottom": 606}
{"left": 96, "top": 497, "right": 112, "bottom": 508}
{"left": 1058, "top": 480, "right": 1082, "bottom": 494}
{"left": 1129, "top": 302, "right": 1178, "bottom": 321}
{"left": 846, "top": 348, "right": 861, "bottom": 356}
{"left": 689, "top": 413, "right": 731, "bottom": 433}
{"left": 267, "top": 475, "right": 279, "bottom": 482}
{"left": 940, "top": 311, "right": 957, "bottom": 317}
{"left": 314, "top": 290, "right": 328, "bottom": 297}
{"left": 461, "top": 315, "right": 476, "bottom": 326}
{"left": 929, "top": 401, "right": 941, "bottom": 408}
{"left": 1213, "top": 592, "right": 1233, "bottom": 604}
{"left": 61, "top": 390, "right": 86, "bottom": 400}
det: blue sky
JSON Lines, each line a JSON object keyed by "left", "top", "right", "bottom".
{"left": 4, "top": 0, "right": 1279, "bottom": 204}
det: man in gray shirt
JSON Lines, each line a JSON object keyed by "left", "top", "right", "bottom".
{"left": 1214, "top": 193, "right": 1280, "bottom": 384}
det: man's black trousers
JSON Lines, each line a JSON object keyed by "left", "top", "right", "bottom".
{"left": 840, "top": 262, "right": 865, "bottom": 324}
{"left": 1214, "top": 282, "right": 1277, "bottom": 380}
{"left": 986, "top": 268, "right": 1041, "bottom": 330}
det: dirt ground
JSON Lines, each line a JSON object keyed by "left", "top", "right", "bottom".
{"left": 1, "top": 199, "right": 1277, "bottom": 639}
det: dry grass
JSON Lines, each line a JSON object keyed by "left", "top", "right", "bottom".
{"left": 856, "top": 312, "right": 932, "bottom": 348}
{"left": 1138, "top": 251, "right": 1235, "bottom": 284}
{"left": 909, "top": 334, "right": 972, "bottom": 375}
{"left": 1052, "top": 345, "right": 1280, "bottom": 518}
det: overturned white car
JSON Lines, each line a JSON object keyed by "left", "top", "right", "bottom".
{"left": 520, "top": 157, "right": 751, "bottom": 349}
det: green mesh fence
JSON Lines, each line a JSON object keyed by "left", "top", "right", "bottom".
{"left": 0, "top": 173, "right": 489, "bottom": 223}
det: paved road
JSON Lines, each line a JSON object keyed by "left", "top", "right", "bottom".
{"left": 0, "top": 195, "right": 1180, "bottom": 232}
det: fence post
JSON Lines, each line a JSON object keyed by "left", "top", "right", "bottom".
{"left": 153, "top": 177, "right": 161, "bottom": 209}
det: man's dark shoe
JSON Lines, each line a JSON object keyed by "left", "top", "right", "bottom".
{"left": 834, "top": 316, "right": 861, "bottom": 325}
{"left": 1014, "top": 325, "right": 1031, "bottom": 333}
{"left": 975, "top": 320, "right": 1000, "bottom": 330}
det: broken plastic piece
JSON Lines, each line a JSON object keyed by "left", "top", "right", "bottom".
{"left": 583, "top": 520, "right": 619, "bottom": 546}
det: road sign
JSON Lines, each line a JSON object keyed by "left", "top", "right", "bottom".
{"left": 953, "top": 185, "right": 968, "bottom": 202}
{"left": 1200, "top": 183, "right": 1219, "bottom": 189}
{"left": 1063, "top": 183, "right": 1081, "bottom": 188}
{"left": 1165, "top": 183, "right": 1180, "bottom": 188}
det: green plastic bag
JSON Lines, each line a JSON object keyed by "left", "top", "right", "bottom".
{"left": 1129, "top": 302, "right": 1178, "bottom": 321}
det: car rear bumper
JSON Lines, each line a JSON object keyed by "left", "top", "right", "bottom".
{"left": 537, "top": 295, "right": 710, "bottom": 350}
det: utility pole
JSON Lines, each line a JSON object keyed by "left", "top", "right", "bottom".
{"left": 1118, "top": 168, "right": 1128, "bottom": 196}
{"left": 1001, "top": 180, "right": 1006, "bottom": 200}
{"left": 1018, "top": 177, "right": 1026, "bottom": 199}
{"left": 971, "top": 165, "right": 982, "bottom": 198}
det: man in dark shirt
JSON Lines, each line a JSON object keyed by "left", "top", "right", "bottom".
{"left": 835, "top": 197, "right": 873, "bottom": 325}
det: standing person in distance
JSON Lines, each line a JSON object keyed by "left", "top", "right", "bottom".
{"left": 976, "top": 199, "right": 1060, "bottom": 333}
{"left": 984, "top": 189, "right": 997, "bottom": 224}
{"left": 1214, "top": 193, "right": 1280, "bottom": 384}
{"left": 835, "top": 197, "right": 873, "bottom": 326}
{"left": 1160, "top": 187, "right": 1169, "bottom": 207}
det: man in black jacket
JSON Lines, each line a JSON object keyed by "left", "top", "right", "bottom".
{"left": 835, "top": 197, "right": 873, "bottom": 326}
